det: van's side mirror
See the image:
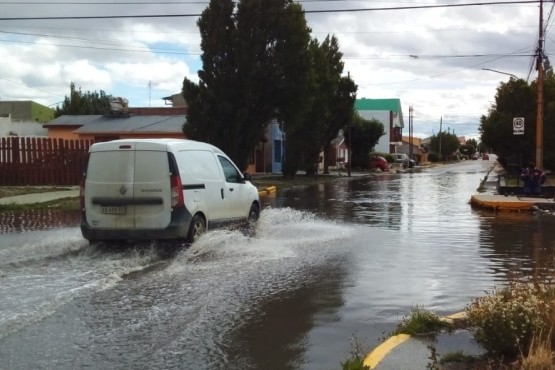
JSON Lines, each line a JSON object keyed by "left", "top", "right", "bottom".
{"left": 243, "top": 172, "right": 252, "bottom": 181}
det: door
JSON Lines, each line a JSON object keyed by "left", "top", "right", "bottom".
{"left": 85, "top": 148, "right": 136, "bottom": 229}
{"left": 217, "top": 155, "right": 250, "bottom": 220}
{"left": 133, "top": 150, "right": 171, "bottom": 229}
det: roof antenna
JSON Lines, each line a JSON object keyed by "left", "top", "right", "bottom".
{"left": 148, "top": 80, "right": 152, "bottom": 107}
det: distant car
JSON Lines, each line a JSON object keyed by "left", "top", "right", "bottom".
{"left": 370, "top": 155, "right": 389, "bottom": 172}
{"left": 471, "top": 153, "right": 479, "bottom": 160}
{"left": 391, "top": 153, "right": 411, "bottom": 168}
{"left": 482, "top": 154, "right": 490, "bottom": 160}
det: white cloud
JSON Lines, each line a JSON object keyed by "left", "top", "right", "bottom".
{"left": 0, "top": 0, "right": 548, "bottom": 139}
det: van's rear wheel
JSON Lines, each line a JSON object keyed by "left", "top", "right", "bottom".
{"left": 187, "top": 214, "right": 206, "bottom": 243}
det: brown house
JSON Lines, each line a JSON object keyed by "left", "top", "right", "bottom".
{"left": 43, "top": 107, "right": 187, "bottom": 142}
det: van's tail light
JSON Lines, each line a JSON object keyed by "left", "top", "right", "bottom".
{"left": 170, "top": 175, "right": 184, "bottom": 208}
{"left": 79, "top": 176, "right": 85, "bottom": 210}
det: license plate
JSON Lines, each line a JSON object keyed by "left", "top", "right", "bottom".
{"left": 101, "top": 205, "right": 126, "bottom": 214}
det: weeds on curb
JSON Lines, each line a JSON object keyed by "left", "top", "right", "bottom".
{"left": 340, "top": 333, "right": 370, "bottom": 370}
{"left": 393, "top": 306, "right": 453, "bottom": 336}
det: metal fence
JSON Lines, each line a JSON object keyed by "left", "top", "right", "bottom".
{"left": 0, "top": 137, "right": 93, "bottom": 186}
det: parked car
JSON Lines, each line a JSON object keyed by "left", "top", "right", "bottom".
{"left": 80, "top": 138, "right": 260, "bottom": 245}
{"left": 391, "top": 153, "right": 411, "bottom": 168}
{"left": 370, "top": 155, "right": 389, "bottom": 172}
{"left": 408, "top": 158, "right": 416, "bottom": 168}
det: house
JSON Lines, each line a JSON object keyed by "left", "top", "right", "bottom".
{"left": 43, "top": 106, "right": 187, "bottom": 142}
{"left": 0, "top": 100, "right": 54, "bottom": 137}
{"left": 255, "top": 119, "right": 284, "bottom": 174}
{"left": 0, "top": 100, "right": 54, "bottom": 123}
{"left": 327, "top": 129, "right": 349, "bottom": 171}
{"left": 399, "top": 136, "right": 426, "bottom": 164}
{"left": 355, "top": 98, "right": 404, "bottom": 154}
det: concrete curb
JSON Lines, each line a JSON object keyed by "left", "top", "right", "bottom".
{"left": 470, "top": 194, "right": 555, "bottom": 212}
{"left": 363, "top": 312, "right": 468, "bottom": 369}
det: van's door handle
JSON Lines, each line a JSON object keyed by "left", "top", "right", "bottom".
{"left": 229, "top": 187, "right": 234, "bottom": 192}
{"left": 221, "top": 188, "right": 224, "bottom": 199}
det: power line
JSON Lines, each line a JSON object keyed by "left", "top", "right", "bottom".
{"left": 0, "top": 1, "right": 542, "bottom": 21}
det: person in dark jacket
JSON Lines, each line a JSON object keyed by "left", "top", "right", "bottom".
{"left": 520, "top": 162, "right": 546, "bottom": 195}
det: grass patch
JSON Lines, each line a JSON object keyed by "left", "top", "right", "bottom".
{"left": 0, "top": 186, "right": 74, "bottom": 198}
{"left": 393, "top": 306, "right": 453, "bottom": 336}
{"left": 0, "top": 197, "right": 79, "bottom": 211}
{"left": 440, "top": 350, "right": 479, "bottom": 365}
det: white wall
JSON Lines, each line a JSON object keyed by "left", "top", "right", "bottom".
{"left": 0, "top": 116, "right": 47, "bottom": 137}
{"left": 358, "top": 110, "right": 390, "bottom": 153}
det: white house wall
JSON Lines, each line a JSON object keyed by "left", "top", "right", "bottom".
{"left": 0, "top": 117, "right": 47, "bottom": 137}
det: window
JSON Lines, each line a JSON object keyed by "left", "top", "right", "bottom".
{"left": 274, "top": 140, "right": 282, "bottom": 163}
{"left": 218, "top": 156, "right": 241, "bottom": 183}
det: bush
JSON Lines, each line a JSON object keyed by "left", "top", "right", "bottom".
{"left": 428, "top": 152, "right": 440, "bottom": 162}
{"left": 466, "top": 282, "right": 555, "bottom": 358}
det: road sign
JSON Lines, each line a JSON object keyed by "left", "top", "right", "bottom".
{"left": 513, "top": 117, "right": 524, "bottom": 135}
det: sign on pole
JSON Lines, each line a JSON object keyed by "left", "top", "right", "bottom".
{"left": 513, "top": 117, "right": 525, "bottom": 135}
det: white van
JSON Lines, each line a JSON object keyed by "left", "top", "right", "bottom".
{"left": 80, "top": 138, "right": 260, "bottom": 244}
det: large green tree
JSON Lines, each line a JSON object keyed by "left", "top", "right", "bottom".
{"left": 429, "top": 131, "right": 460, "bottom": 160}
{"left": 55, "top": 82, "right": 112, "bottom": 117}
{"left": 183, "top": 0, "right": 312, "bottom": 171}
{"left": 298, "top": 35, "right": 357, "bottom": 176}
{"left": 479, "top": 78, "right": 535, "bottom": 167}
{"left": 479, "top": 63, "right": 555, "bottom": 170}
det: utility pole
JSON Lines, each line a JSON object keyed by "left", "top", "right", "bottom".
{"left": 347, "top": 72, "right": 352, "bottom": 177}
{"left": 409, "top": 106, "right": 413, "bottom": 160}
{"left": 536, "top": 0, "right": 544, "bottom": 169}
{"left": 439, "top": 117, "right": 443, "bottom": 161}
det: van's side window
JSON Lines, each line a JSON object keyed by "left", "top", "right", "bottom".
{"left": 175, "top": 150, "right": 221, "bottom": 182}
{"left": 218, "top": 156, "right": 241, "bottom": 183}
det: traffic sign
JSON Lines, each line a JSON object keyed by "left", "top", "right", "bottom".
{"left": 513, "top": 117, "right": 524, "bottom": 135}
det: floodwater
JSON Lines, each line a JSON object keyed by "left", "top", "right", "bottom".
{"left": 2, "top": 158, "right": 555, "bottom": 370}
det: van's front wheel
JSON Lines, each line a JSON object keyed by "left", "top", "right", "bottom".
{"left": 187, "top": 214, "right": 206, "bottom": 243}
{"left": 249, "top": 203, "right": 260, "bottom": 222}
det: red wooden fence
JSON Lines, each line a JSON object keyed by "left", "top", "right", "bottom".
{"left": 0, "top": 137, "right": 94, "bottom": 186}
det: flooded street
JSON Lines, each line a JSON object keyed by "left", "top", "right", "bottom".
{"left": 2, "top": 159, "right": 555, "bottom": 369}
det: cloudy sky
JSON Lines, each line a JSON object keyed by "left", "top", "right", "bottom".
{"left": 0, "top": 0, "right": 550, "bottom": 139}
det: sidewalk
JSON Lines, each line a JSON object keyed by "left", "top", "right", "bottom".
{"left": 0, "top": 187, "right": 79, "bottom": 205}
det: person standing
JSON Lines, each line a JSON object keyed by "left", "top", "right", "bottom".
{"left": 520, "top": 162, "right": 546, "bottom": 195}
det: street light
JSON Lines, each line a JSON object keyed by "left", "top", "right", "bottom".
{"left": 481, "top": 68, "right": 518, "bottom": 79}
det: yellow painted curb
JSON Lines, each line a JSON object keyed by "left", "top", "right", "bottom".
{"left": 470, "top": 195, "right": 534, "bottom": 212}
{"left": 363, "top": 334, "right": 410, "bottom": 369}
{"left": 258, "top": 185, "right": 277, "bottom": 196}
{"left": 363, "top": 311, "right": 467, "bottom": 369}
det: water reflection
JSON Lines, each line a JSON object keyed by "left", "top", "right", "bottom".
{"left": 0, "top": 209, "right": 81, "bottom": 234}
{"left": 478, "top": 211, "right": 555, "bottom": 281}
